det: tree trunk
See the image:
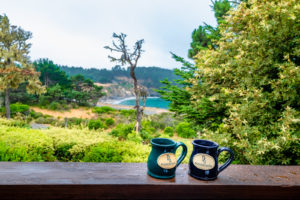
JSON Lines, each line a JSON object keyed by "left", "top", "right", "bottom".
{"left": 130, "top": 66, "right": 142, "bottom": 133}
{"left": 5, "top": 88, "right": 11, "bottom": 119}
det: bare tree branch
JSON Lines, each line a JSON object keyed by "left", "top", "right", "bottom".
{"left": 104, "top": 32, "right": 146, "bottom": 133}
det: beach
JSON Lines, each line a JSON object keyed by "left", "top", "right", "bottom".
{"left": 96, "top": 102, "right": 170, "bottom": 115}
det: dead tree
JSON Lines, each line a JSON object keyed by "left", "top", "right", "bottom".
{"left": 104, "top": 33, "right": 146, "bottom": 133}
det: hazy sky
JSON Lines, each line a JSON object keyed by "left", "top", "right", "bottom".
{"left": 1, "top": 0, "right": 216, "bottom": 69}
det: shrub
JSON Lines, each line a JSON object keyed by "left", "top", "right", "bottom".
{"left": 29, "top": 111, "right": 44, "bottom": 119}
{"left": 55, "top": 143, "right": 76, "bottom": 161}
{"left": 83, "top": 140, "right": 150, "bottom": 162}
{"left": 35, "top": 116, "right": 56, "bottom": 124}
{"left": 120, "top": 109, "right": 136, "bottom": 117}
{"left": 67, "top": 117, "right": 88, "bottom": 127}
{"left": 0, "top": 118, "right": 29, "bottom": 128}
{"left": 88, "top": 119, "right": 105, "bottom": 130}
{"left": 110, "top": 123, "right": 134, "bottom": 139}
{"left": 93, "top": 106, "right": 115, "bottom": 114}
{"left": 0, "top": 125, "right": 55, "bottom": 161}
{"left": 83, "top": 142, "right": 123, "bottom": 162}
{"left": 48, "top": 102, "right": 59, "bottom": 110}
{"left": 1, "top": 103, "right": 30, "bottom": 117}
{"left": 164, "top": 127, "right": 174, "bottom": 136}
{"left": 105, "top": 118, "right": 115, "bottom": 127}
{"left": 176, "top": 122, "right": 196, "bottom": 138}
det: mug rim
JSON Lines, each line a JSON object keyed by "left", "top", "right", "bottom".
{"left": 151, "top": 138, "right": 176, "bottom": 147}
{"left": 192, "top": 139, "right": 219, "bottom": 148}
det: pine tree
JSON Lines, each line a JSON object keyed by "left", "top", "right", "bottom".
{"left": 158, "top": 0, "right": 240, "bottom": 127}
{"left": 0, "top": 15, "right": 45, "bottom": 118}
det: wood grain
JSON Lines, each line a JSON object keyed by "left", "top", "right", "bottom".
{"left": 0, "top": 162, "right": 299, "bottom": 199}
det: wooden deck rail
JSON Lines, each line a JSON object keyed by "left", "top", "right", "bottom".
{"left": 0, "top": 162, "right": 299, "bottom": 199}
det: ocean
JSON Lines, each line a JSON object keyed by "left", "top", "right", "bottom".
{"left": 116, "top": 97, "right": 170, "bottom": 109}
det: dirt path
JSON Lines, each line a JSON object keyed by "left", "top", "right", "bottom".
{"left": 30, "top": 107, "right": 97, "bottom": 119}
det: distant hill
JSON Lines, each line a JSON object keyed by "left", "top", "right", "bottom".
{"left": 59, "top": 65, "right": 179, "bottom": 96}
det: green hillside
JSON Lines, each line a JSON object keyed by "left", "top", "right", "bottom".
{"left": 59, "top": 65, "right": 180, "bottom": 89}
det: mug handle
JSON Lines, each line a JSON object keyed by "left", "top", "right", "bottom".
{"left": 217, "top": 147, "right": 234, "bottom": 174}
{"left": 175, "top": 142, "right": 187, "bottom": 167}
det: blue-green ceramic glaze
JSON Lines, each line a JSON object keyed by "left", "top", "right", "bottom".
{"left": 147, "top": 138, "right": 187, "bottom": 179}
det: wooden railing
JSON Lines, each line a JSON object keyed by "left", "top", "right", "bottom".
{"left": 0, "top": 162, "right": 299, "bottom": 199}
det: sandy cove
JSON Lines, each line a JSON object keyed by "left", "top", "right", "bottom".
{"left": 96, "top": 102, "right": 169, "bottom": 115}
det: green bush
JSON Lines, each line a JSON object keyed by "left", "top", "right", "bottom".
{"left": 67, "top": 117, "right": 88, "bottom": 127}
{"left": 0, "top": 126, "right": 55, "bottom": 161}
{"left": 48, "top": 102, "right": 59, "bottom": 110}
{"left": 54, "top": 143, "right": 76, "bottom": 161}
{"left": 29, "top": 111, "right": 44, "bottom": 119}
{"left": 35, "top": 116, "right": 56, "bottom": 124}
{"left": 164, "top": 127, "right": 174, "bottom": 136}
{"left": 1, "top": 103, "right": 30, "bottom": 117}
{"left": 83, "top": 140, "right": 150, "bottom": 162}
{"left": 120, "top": 109, "right": 136, "bottom": 117}
{"left": 93, "top": 106, "right": 115, "bottom": 114}
{"left": 83, "top": 142, "right": 123, "bottom": 162}
{"left": 0, "top": 118, "right": 29, "bottom": 128}
{"left": 105, "top": 118, "right": 115, "bottom": 126}
{"left": 176, "top": 122, "right": 196, "bottom": 138}
{"left": 110, "top": 123, "right": 134, "bottom": 139}
{"left": 88, "top": 119, "right": 105, "bottom": 130}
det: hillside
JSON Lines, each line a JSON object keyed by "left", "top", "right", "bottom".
{"left": 59, "top": 65, "right": 179, "bottom": 97}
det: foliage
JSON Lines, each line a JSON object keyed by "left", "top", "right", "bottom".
{"left": 9, "top": 59, "right": 105, "bottom": 110}
{"left": 0, "top": 125, "right": 55, "bottom": 161}
{"left": 105, "top": 32, "right": 146, "bottom": 132}
{"left": 176, "top": 122, "right": 196, "bottom": 138}
{"left": 60, "top": 65, "right": 179, "bottom": 90}
{"left": 191, "top": 0, "right": 300, "bottom": 164}
{"left": 157, "top": 1, "right": 239, "bottom": 126}
{"left": 88, "top": 119, "right": 105, "bottom": 130}
{"left": 120, "top": 109, "right": 136, "bottom": 117}
{"left": 1, "top": 103, "right": 29, "bottom": 117}
{"left": 93, "top": 106, "right": 115, "bottom": 114}
{"left": 83, "top": 141, "right": 150, "bottom": 163}
{"left": 110, "top": 123, "right": 134, "bottom": 140}
{"left": 0, "top": 14, "right": 45, "bottom": 118}
{"left": 164, "top": 127, "right": 174, "bottom": 137}
{"left": 0, "top": 119, "right": 152, "bottom": 162}
{"left": 105, "top": 118, "right": 115, "bottom": 126}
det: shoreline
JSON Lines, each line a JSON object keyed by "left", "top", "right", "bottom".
{"left": 99, "top": 96, "right": 162, "bottom": 104}
{"left": 96, "top": 102, "right": 170, "bottom": 115}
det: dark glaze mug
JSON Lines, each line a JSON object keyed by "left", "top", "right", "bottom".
{"left": 189, "top": 139, "right": 234, "bottom": 180}
{"left": 147, "top": 138, "right": 187, "bottom": 179}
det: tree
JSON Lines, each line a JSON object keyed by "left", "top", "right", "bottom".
{"left": 0, "top": 15, "right": 44, "bottom": 118}
{"left": 158, "top": 0, "right": 238, "bottom": 127}
{"left": 191, "top": 0, "right": 299, "bottom": 164}
{"left": 34, "top": 58, "right": 71, "bottom": 88}
{"left": 105, "top": 33, "right": 145, "bottom": 132}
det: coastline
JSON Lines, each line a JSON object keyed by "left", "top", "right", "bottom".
{"left": 96, "top": 102, "right": 170, "bottom": 115}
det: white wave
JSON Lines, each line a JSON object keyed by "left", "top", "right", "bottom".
{"left": 114, "top": 96, "right": 161, "bottom": 104}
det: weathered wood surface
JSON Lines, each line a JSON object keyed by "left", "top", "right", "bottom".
{"left": 0, "top": 162, "right": 299, "bottom": 199}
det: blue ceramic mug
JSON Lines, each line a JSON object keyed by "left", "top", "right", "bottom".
{"left": 189, "top": 139, "right": 234, "bottom": 180}
{"left": 147, "top": 138, "right": 187, "bottom": 179}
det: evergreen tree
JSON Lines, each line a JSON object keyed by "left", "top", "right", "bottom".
{"left": 0, "top": 15, "right": 44, "bottom": 118}
{"left": 191, "top": 0, "right": 299, "bottom": 164}
{"left": 158, "top": 0, "right": 239, "bottom": 127}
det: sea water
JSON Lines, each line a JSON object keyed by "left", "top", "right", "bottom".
{"left": 117, "top": 97, "right": 170, "bottom": 109}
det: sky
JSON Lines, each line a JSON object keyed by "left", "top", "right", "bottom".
{"left": 0, "top": 0, "right": 216, "bottom": 69}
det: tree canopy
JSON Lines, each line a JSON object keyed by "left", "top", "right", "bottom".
{"left": 190, "top": 0, "right": 299, "bottom": 164}
{"left": 0, "top": 15, "right": 44, "bottom": 118}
